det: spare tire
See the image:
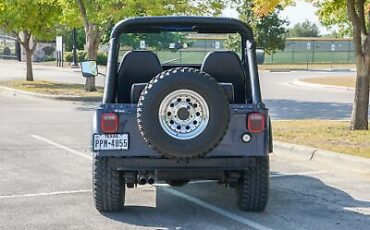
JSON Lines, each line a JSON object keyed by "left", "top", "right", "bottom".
{"left": 137, "top": 67, "right": 229, "bottom": 159}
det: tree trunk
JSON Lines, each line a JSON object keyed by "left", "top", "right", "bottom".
{"left": 17, "top": 32, "right": 37, "bottom": 82}
{"left": 350, "top": 55, "right": 370, "bottom": 130}
{"left": 25, "top": 49, "right": 34, "bottom": 81}
{"left": 346, "top": 0, "right": 369, "bottom": 130}
{"left": 84, "top": 25, "right": 100, "bottom": 92}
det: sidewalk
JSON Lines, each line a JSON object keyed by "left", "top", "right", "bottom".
{"left": 0, "top": 60, "right": 106, "bottom": 87}
{"left": 274, "top": 141, "right": 370, "bottom": 175}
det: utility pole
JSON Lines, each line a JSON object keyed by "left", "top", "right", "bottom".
{"left": 71, "top": 28, "right": 79, "bottom": 68}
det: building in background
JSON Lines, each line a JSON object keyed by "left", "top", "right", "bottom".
{"left": 0, "top": 35, "right": 19, "bottom": 60}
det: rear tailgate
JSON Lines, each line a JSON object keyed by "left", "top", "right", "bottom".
{"left": 92, "top": 103, "right": 269, "bottom": 157}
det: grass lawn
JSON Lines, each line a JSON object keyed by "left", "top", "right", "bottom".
{"left": 273, "top": 120, "right": 370, "bottom": 158}
{"left": 301, "top": 76, "right": 356, "bottom": 88}
{"left": 0, "top": 80, "right": 104, "bottom": 97}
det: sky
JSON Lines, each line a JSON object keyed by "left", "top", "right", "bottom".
{"left": 222, "top": 0, "right": 330, "bottom": 35}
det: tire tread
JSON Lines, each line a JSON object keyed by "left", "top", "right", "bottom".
{"left": 93, "top": 156, "right": 124, "bottom": 212}
{"left": 237, "top": 156, "right": 270, "bottom": 212}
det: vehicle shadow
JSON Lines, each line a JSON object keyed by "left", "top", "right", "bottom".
{"left": 102, "top": 173, "right": 370, "bottom": 229}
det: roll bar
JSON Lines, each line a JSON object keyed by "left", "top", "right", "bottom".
{"left": 103, "top": 16, "right": 262, "bottom": 105}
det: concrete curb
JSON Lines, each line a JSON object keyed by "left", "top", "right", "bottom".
{"left": 264, "top": 68, "right": 355, "bottom": 72}
{"left": 293, "top": 79, "right": 354, "bottom": 91}
{"left": 274, "top": 141, "right": 370, "bottom": 175}
{"left": 0, "top": 85, "right": 102, "bottom": 102}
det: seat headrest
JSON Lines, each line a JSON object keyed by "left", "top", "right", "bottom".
{"left": 201, "top": 51, "right": 246, "bottom": 103}
{"left": 118, "top": 51, "right": 162, "bottom": 76}
{"left": 117, "top": 51, "right": 162, "bottom": 103}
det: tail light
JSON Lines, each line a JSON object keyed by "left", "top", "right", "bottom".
{"left": 101, "top": 113, "right": 118, "bottom": 133}
{"left": 247, "top": 113, "right": 265, "bottom": 133}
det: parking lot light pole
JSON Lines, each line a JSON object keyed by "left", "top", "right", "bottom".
{"left": 71, "top": 28, "right": 79, "bottom": 68}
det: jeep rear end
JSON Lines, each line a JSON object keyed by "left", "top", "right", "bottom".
{"left": 87, "top": 16, "right": 272, "bottom": 213}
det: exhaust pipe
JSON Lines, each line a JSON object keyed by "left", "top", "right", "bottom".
{"left": 148, "top": 177, "right": 155, "bottom": 185}
{"left": 138, "top": 175, "right": 147, "bottom": 185}
{"left": 147, "top": 172, "right": 155, "bottom": 185}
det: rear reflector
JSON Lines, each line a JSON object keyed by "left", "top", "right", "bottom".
{"left": 101, "top": 113, "right": 118, "bottom": 133}
{"left": 247, "top": 113, "right": 265, "bottom": 133}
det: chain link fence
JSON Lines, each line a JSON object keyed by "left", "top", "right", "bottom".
{"left": 265, "top": 38, "right": 355, "bottom": 64}
{"left": 121, "top": 36, "right": 357, "bottom": 66}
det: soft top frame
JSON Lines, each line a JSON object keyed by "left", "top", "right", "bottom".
{"left": 110, "top": 16, "right": 255, "bottom": 43}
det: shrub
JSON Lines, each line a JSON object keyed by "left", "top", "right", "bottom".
{"left": 44, "top": 56, "right": 56, "bottom": 62}
{"left": 96, "top": 52, "right": 108, "bottom": 65}
{"left": 77, "top": 50, "right": 87, "bottom": 62}
{"left": 63, "top": 50, "right": 107, "bottom": 66}
{"left": 64, "top": 50, "right": 86, "bottom": 62}
{"left": 64, "top": 52, "right": 73, "bottom": 62}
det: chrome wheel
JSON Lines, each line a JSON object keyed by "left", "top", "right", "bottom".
{"left": 158, "top": 89, "right": 209, "bottom": 140}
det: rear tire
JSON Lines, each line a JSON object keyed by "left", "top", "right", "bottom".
{"left": 93, "top": 156, "right": 125, "bottom": 212}
{"left": 236, "top": 156, "right": 270, "bottom": 212}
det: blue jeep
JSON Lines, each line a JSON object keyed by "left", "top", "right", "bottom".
{"left": 85, "top": 16, "right": 273, "bottom": 213}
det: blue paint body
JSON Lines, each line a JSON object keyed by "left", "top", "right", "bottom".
{"left": 93, "top": 104, "right": 269, "bottom": 159}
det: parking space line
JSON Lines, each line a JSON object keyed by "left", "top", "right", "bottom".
{"left": 270, "top": 171, "right": 326, "bottom": 178}
{"left": 0, "top": 190, "right": 91, "bottom": 200}
{"left": 164, "top": 187, "right": 272, "bottom": 230}
{"left": 188, "top": 180, "right": 215, "bottom": 184}
{"left": 31, "top": 134, "right": 91, "bottom": 160}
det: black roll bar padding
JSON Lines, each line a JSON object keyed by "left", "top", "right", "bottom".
{"left": 103, "top": 38, "right": 119, "bottom": 103}
{"left": 110, "top": 17, "right": 255, "bottom": 41}
{"left": 246, "top": 40, "right": 262, "bottom": 104}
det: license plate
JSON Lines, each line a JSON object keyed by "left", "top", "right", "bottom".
{"left": 93, "top": 134, "right": 129, "bottom": 151}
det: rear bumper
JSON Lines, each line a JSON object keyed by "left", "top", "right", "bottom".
{"left": 108, "top": 157, "right": 256, "bottom": 170}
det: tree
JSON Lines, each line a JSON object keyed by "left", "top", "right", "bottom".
{"left": 59, "top": 0, "right": 224, "bottom": 91}
{"left": 253, "top": 0, "right": 369, "bottom": 130}
{"left": 314, "top": 0, "right": 352, "bottom": 37}
{"left": 226, "top": 1, "right": 288, "bottom": 54}
{"left": 58, "top": 0, "right": 119, "bottom": 91}
{"left": 60, "top": 27, "right": 86, "bottom": 51}
{"left": 0, "top": 0, "right": 61, "bottom": 81}
{"left": 288, "top": 20, "right": 320, "bottom": 37}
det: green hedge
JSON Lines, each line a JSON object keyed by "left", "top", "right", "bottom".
{"left": 64, "top": 51, "right": 107, "bottom": 66}
{"left": 96, "top": 52, "right": 108, "bottom": 65}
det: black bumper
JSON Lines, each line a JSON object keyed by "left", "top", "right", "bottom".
{"left": 108, "top": 157, "right": 256, "bottom": 170}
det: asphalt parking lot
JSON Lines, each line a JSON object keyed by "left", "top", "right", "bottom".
{"left": 0, "top": 88, "right": 370, "bottom": 230}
